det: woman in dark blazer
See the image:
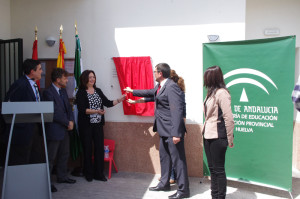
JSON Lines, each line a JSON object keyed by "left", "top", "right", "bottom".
{"left": 76, "top": 70, "right": 125, "bottom": 182}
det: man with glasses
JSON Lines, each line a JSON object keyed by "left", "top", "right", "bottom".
{"left": 124, "top": 63, "right": 189, "bottom": 199}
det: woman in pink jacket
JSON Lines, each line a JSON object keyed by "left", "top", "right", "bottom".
{"left": 203, "top": 66, "right": 234, "bottom": 199}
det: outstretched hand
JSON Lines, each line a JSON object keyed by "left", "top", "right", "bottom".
{"left": 119, "top": 94, "right": 126, "bottom": 102}
{"left": 124, "top": 87, "right": 133, "bottom": 93}
{"left": 127, "top": 99, "right": 137, "bottom": 104}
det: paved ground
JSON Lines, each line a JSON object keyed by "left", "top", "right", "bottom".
{"left": 49, "top": 172, "right": 300, "bottom": 199}
{"left": 1, "top": 167, "right": 300, "bottom": 199}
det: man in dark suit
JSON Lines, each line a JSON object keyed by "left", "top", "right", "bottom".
{"left": 124, "top": 63, "right": 189, "bottom": 199}
{"left": 43, "top": 68, "right": 76, "bottom": 192}
{"left": 4, "top": 59, "right": 44, "bottom": 165}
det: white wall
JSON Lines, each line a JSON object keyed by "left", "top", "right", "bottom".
{"left": 0, "top": 0, "right": 11, "bottom": 39}
{"left": 246, "top": 0, "right": 300, "bottom": 47}
{"left": 10, "top": 0, "right": 246, "bottom": 124}
{"left": 246, "top": 0, "right": 300, "bottom": 121}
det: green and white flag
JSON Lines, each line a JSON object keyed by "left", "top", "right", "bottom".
{"left": 74, "top": 34, "right": 82, "bottom": 91}
{"left": 70, "top": 33, "right": 83, "bottom": 160}
{"left": 203, "top": 36, "right": 295, "bottom": 191}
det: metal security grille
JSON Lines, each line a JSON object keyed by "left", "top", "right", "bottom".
{"left": 0, "top": 39, "right": 23, "bottom": 101}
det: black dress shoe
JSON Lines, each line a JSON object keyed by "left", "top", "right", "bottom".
{"left": 94, "top": 176, "right": 107, "bottom": 182}
{"left": 86, "top": 176, "right": 93, "bottom": 182}
{"left": 168, "top": 191, "right": 190, "bottom": 199}
{"left": 57, "top": 178, "right": 76, "bottom": 184}
{"left": 51, "top": 185, "right": 57, "bottom": 193}
{"left": 149, "top": 185, "right": 171, "bottom": 191}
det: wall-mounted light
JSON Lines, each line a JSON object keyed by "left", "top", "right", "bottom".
{"left": 208, "top": 35, "right": 219, "bottom": 42}
{"left": 45, "top": 36, "right": 56, "bottom": 46}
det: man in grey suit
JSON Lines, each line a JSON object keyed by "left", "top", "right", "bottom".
{"left": 43, "top": 68, "right": 76, "bottom": 192}
{"left": 124, "top": 63, "right": 189, "bottom": 199}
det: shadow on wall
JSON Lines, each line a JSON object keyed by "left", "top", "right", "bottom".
{"left": 104, "top": 122, "right": 160, "bottom": 174}
{"left": 103, "top": 122, "right": 203, "bottom": 177}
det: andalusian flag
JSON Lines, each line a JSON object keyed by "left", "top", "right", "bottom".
{"left": 70, "top": 33, "right": 83, "bottom": 161}
{"left": 57, "top": 38, "right": 67, "bottom": 68}
{"left": 74, "top": 34, "right": 82, "bottom": 88}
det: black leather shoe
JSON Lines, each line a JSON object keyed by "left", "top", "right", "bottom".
{"left": 168, "top": 192, "right": 190, "bottom": 199}
{"left": 57, "top": 178, "right": 76, "bottom": 184}
{"left": 51, "top": 185, "right": 57, "bottom": 193}
{"left": 149, "top": 185, "right": 171, "bottom": 191}
{"left": 86, "top": 176, "right": 93, "bottom": 182}
{"left": 94, "top": 176, "right": 107, "bottom": 182}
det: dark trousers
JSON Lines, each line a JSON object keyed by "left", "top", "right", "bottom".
{"left": 170, "top": 167, "right": 176, "bottom": 180}
{"left": 159, "top": 137, "right": 189, "bottom": 194}
{"left": 8, "top": 124, "right": 45, "bottom": 166}
{"left": 204, "top": 138, "right": 228, "bottom": 199}
{"left": 80, "top": 123, "right": 104, "bottom": 178}
{"left": 47, "top": 132, "right": 70, "bottom": 181}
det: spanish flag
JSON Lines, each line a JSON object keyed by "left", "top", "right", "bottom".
{"left": 32, "top": 39, "right": 40, "bottom": 87}
{"left": 32, "top": 40, "right": 38, "bottom": 60}
{"left": 57, "top": 39, "right": 67, "bottom": 69}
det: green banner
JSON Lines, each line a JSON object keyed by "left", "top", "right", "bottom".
{"left": 203, "top": 36, "right": 295, "bottom": 191}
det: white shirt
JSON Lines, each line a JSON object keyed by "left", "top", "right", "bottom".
{"left": 52, "top": 83, "right": 60, "bottom": 95}
{"left": 26, "top": 75, "right": 40, "bottom": 101}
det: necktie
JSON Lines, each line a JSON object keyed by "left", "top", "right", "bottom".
{"left": 59, "top": 89, "right": 63, "bottom": 99}
{"left": 156, "top": 85, "right": 161, "bottom": 94}
{"left": 33, "top": 83, "right": 40, "bottom": 101}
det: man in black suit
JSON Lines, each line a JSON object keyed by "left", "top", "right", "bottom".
{"left": 5, "top": 59, "right": 44, "bottom": 165}
{"left": 124, "top": 63, "right": 189, "bottom": 199}
{"left": 43, "top": 68, "right": 76, "bottom": 192}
